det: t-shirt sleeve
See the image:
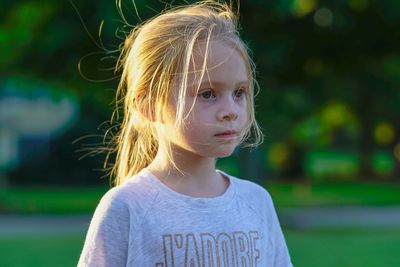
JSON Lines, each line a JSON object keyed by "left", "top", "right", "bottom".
{"left": 77, "top": 189, "right": 131, "bottom": 267}
{"left": 265, "top": 191, "right": 294, "bottom": 267}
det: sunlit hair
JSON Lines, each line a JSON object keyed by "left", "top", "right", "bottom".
{"left": 108, "top": 0, "right": 263, "bottom": 185}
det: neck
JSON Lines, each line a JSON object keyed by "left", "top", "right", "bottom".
{"left": 148, "top": 143, "right": 217, "bottom": 182}
{"left": 146, "top": 143, "right": 228, "bottom": 197}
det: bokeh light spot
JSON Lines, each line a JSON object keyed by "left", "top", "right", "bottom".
{"left": 374, "top": 122, "right": 395, "bottom": 146}
{"left": 372, "top": 151, "right": 395, "bottom": 176}
{"left": 314, "top": 8, "right": 334, "bottom": 27}
{"left": 349, "top": 0, "right": 369, "bottom": 12}
{"left": 267, "top": 142, "right": 289, "bottom": 170}
{"left": 292, "top": 0, "right": 318, "bottom": 17}
{"left": 321, "top": 103, "right": 347, "bottom": 128}
{"left": 393, "top": 143, "right": 400, "bottom": 161}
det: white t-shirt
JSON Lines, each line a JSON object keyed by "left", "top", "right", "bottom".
{"left": 78, "top": 168, "right": 293, "bottom": 267}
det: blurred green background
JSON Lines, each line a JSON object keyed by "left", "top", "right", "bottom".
{"left": 1, "top": 0, "right": 400, "bottom": 266}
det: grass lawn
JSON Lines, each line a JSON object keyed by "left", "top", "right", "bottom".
{"left": 286, "top": 228, "right": 400, "bottom": 267}
{"left": 1, "top": 181, "right": 400, "bottom": 214}
{"left": 1, "top": 228, "right": 399, "bottom": 267}
{"left": 0, "top": 186, "right": 108, "bottom": 214}
{"left": 264, "top": 181, "right": 400, "bottom": 207}
{"left": 0, "top": 233, "right": 84, "bottom": 267}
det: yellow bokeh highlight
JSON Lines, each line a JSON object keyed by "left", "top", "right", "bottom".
{"left": 374, "top": 122, "right": 395, "bottom": 145}
{"left": 349, "top": 0, "right": 369, "bottom": 12}
{"left": 393, "top": 143, "right": 400, "bottom": 161}
{"left": 292, "top": 0, "right": 318, "bottom": 17}
{"left": 267, "top": 143, "right": 289, "bottom": 170}
{"left": 321, "top": 103, "right": 348, "bottom": 128}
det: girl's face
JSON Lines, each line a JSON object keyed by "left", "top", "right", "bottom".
{"left": 160, "top": 40, "right": 249, "bottom": 159}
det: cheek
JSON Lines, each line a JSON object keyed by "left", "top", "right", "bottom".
{"left": 186, "top": 105, "right": 211, "bottom": 125}
{"left": 236, "top": 101, "right": 248, "bottom": 120}
{"left": 180, "top": 114, "right": 211, "bottom": 142}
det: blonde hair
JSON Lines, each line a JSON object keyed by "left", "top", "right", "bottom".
{"left": 107, "top": 0, "right": 263, "bottom": 186}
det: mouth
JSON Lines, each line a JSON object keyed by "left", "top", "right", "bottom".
{"left": 214, "top": 130, "right": 237, "bottom": 138}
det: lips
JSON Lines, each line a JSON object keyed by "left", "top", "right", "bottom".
{"left": 215, "top": 130, "right": 237, "bottom": 136}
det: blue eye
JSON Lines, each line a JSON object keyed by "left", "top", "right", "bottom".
{"left": 199, "top": 90, "right": 216, "bottom": 100}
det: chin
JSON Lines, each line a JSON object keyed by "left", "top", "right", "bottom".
{"left": 196, "top": 143, "right": 238, "bottom": 158}
{"left": 217, "top": 153, "right": 233, "bottom": 158}
{"left": 214, "top": 148, "right": 236, "bottom": 158}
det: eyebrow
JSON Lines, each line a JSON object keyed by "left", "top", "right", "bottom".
{"left": 199, "top": 80, "right": 249, "bottom": 88}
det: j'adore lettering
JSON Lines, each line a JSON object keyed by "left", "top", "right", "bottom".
{"left": 155, "top": 231, "right": 260, "bottom": 267}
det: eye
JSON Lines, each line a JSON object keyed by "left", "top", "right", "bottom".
{"left": 234, "top": 87, "right": 247, "bottom": 100}
{"left": 199, "top": 89, "right": 216, "bottom": 100}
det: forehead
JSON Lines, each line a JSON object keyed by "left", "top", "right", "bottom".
{"left": 189, "top": 40, "right": 249, "bottom": 86}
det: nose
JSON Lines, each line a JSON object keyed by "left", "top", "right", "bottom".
{"left": 217, "top": 98, "right": 238, "bottom": 122}
{"left": 217, "top": 111, "right": 238, "bottom": 121}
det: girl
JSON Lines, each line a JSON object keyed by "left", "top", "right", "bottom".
{"left": 78, "top": 1, "right": 293, "bottom": 266}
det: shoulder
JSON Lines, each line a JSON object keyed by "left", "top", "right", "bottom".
{"left": 225, "top": 172, "right": 271, "bottom": 198}
{"left": 222, "top": 171, "right": 274, "bottom": 205}
{"left": 94, "top": 170, "right": 161, "bottom": 220}
{"left": 223, "top": 172, "right": 281, "bottom": 226}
